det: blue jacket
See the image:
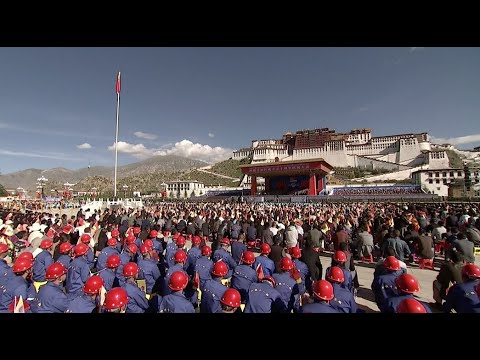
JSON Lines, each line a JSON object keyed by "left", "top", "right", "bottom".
{"left": 0, "top": 275, "right": 29, "bottom": 312}
{"left": 213, "top": 248, "right": 237, "bottom": 278}
{"left": 293, "top": 259, "right": 311, "bottom": 291}
{"left": 186, "top": 246, "right": 202, "bottom": 277}
{"left": 253, "top": 256, "right": 275, "bottom": 277}
{"left": 36, "top": 282, "right": 69, "bottom": 313}
{"left": 325, "top": 266, "right": 353, "bottom": 292}
{"left": 0, "top": 262, "right": 14, "bottom": 289}
{"left": 165, "top": 243, "right": 178, "bottom": 269}
{"left": 96, "top": 246, "right": 120, "bottom": 272}
{"left": 99, "top": 268, "right": 119, "bottom": 292}
{"left": 231, "top": 264, "right": 258, "bottom": 301}
{"left": 57, "top": 254, "right": 72, "bottom": 270}
{"left": 300, "top": 301, "right": 339, "bottom": 313}
{"left": 137, "top": 258, "right": 161, "bottom": 294}
{"left": 117, "top": 252, "right": 134, "bottom": 287}
{"left": 273, "top": 272, "right": 305, "bottom": 312}
{"left": 158, "top": 291, "right": 195, "bottom": 313}
{"left": 244, "top": 282, "right": 286, "bottom": 313}
{"left": 66, "top": 294, "right": 97, "bottom": 313}
{"left": 33, "top": 250, "right": 54, "bottom": 282}
{"left": 371, "top": 270, "right": 402, "bottom": 312}
{"left": 66, "top": 256, "right": 90, "bottom": 298}
{"left": 231, "top": 241, "right": 247, "bottom": 264}
{"left": 195, "top": 256, "right": 213, "bottom": 290}
{"left": 330, "top": 283, "right": 357, "bottom": 313}
{"left": 200, "top": 278, "right": 228, "bottom": 313}
{"left": 123, "top": 280, "right": 149, "bottom": 313}
{"left": 85, "top": 248, "right": 95, "bottom": 270}
{"left": 444, "top": 281, "right": 480, "bottom": 313}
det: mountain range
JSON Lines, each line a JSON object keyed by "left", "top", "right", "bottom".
{"left": 0, "top": 155, "right": 208, "bottom": 191}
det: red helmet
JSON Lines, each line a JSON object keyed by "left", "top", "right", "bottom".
{"left": 104, "top": 287, "right": 128, "bottom": 310}
{"left": 8, "top": 296, "right": 31, "bottom": 312}
{"left": 192, "top": 236, "right": 201, "bottom": 245}
{"left": 220, "top": 288, "right": 241, "bottom": 308}
{"left": 396, "top": 298, "right": 427, "bottom": 313}
{"left": 262, "top": 276, "right": 276, "bottom": 287}
{"left": 40, "top": 239, "right": 53, "bottom": 250}
{"left": 0, "top": 243, "right": 9, "bottom": 254}
{"left": 59, "top": 242, "right": 73, "bottom": 254}
{"left": 461, "top": 263, "right": 480, "bottom": 280}
{"left": 80, "top": 234, "right": 92, "bottom": 244}
{"left": 290, "top": 247, "right": 302, "bottom": 259}
{"left": 111, "top": 229, "right": 120, "bottom": 238}
{"left": 395, "top": 274, "right": 420, "bottom": 294}
{"left": 176, "top": 236, "right": 186, "bottom": 247}
{"left": 174, "top": 250, "right": 187, "bottom": 263}
{"left": 172, "top": 233, "right": 180, "bottom": 239}
{"left": 13, "top": 258, "right": 33, "bottom": 273}
{"left": 74, "top": 243, "right": 89, "bottom": 257}
{"left": 333, "top": 250, "right": 347, "bottom": 263}
{"left": 126, "top": 244, "right": 138, "bottom": 254}
{"left": 260, "top": 243, "right": 271, "bottom": 255}
{"left": 17, "top": 252, "right": 34, "bottom": 262}
{"left": 280, "top": 257, "right": 294, "bottom": 271}
{"left": 201, "top": 245, "right": 212, "bottom": 256}
{"left": 149, "top": 230, "right": 158, "bottom": 238}
{"left": 211, "top": 261, "right": 228, "bottom": 277}
{"left": 83, "top": 275, "right": 104, "bottom": 295}
{"left": 123, "top": 262, "right": 139, "bottom": 277}
{"left": 143, "top": 239, "right": 154, "bottom": 248}
{"left": 125, "top": 235, "right": 136, "bottom": 245}
{"left": 383, "top": 256, "right": 401, "bottom": 271}
{"left": 312, "top": 280, "right": 334, "bottom": 301}
{"left": 133, "top": 227, "right": 141, "bottom": 235}
{"left": 241, "top": 251, "right": 255, "bottom": 265}
{"left": 106, "top": 254, "right": 121, "bottom": 268}
{"left": 327, "top": 266, "right": 345, "bottom": 284}
{"left": 140, "top": 244, "right": 150, "bottom": 255}
{"left": 220, "top": 238, "right": 231, "bottom": 246}
{"left": 107, "top": 237, "right": 118, "bottom": 246}
{"left": 45, "top": 262, "right": 67, "bottom": 280}
{"left": 168, "top": 271, "right": 189, "bottom": 291}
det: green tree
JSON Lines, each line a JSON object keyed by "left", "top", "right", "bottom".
{"left": 0, "top": 183, "right": 6, "bottom": 197}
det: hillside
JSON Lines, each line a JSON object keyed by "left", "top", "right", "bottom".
{"left": 0, "top": 155, "right": 207, "bottom": 191}
{"left": 208, "top": 158, "right": 250, "bottom": 179}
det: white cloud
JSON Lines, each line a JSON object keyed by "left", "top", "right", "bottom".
{"left": 77, "top": 143, "right": 92, "bottom": 149}
{"left": 409, "top": 47, "right": 425, "bottom": 53}
{"left": 108, "top": 139, "right": 234, "bottom": 164}
{"left": 134, "top": 131, "right": 158, "bottom": 140}
{"left": 0, "top": 149, "right": 82, "bottom": 161}
{"left": 208, "top": 132, "right": 215, "bottom": 138}
{"left": 431, "top": 134, "right": 480, "bottom": 146}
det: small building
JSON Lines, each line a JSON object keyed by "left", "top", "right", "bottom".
{"left": 165, "top": 180, "right": 205, "bottom": 198}
{"left": 411, "top": 167, "right": 480, "bottom": 197}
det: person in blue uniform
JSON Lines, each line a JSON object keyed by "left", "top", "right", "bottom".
{"left": 103, "top": 287, "right": 128, "bottom": 313}
{"left": 371, "top": 256, "right": 403, "bottom": 312}
{"left": 95, "top": 237, "right": 120, "bottom": 271}
{"left": 384, "top": 274, "right": 431, "bottom": 313}
{"left": 290, "top": 247, "right": 312, "bottom": 293}
{"left": 80, "top": 233, "right": 95, "bottom": 270}
{"left": 326, "top": 266, "right": 357, "bottom": 313}
{"left": 165, "top": 235, "right": 183, "bottom": 270}
{"left": 66, "top": 243, "right": 91, "bottom": 300}
{"left": 36, "top": 262, "right": 69, "bottom": 313}
{"left": 99, "top": 254, "right": 121, "bottom": 291}
{"left": 231, "top": 236, "right": 247, "bottom": 265}
{"left": 213, "top": 238, "right": 237, "bottom": 279}
{"left": 0, "top": 257, "right": 34, "bottom": 312}
{"left": 0, "top": 244, "right": 13, "bottom": 289}
{"left": 300, "top": 280, "right": 339, "bottom": 313}
{"left": 253, "top": 243, "right": 275, "bottom": 277}
{"left": 272, "top": 257, "right": 305, "bottom": 313}
{"left": 325, "top": 250, "right": 353, "bottom": 293}
{"left": 32, "top": 239, "right": 54, "bottom": 291}
{"left": 163, "top": 250, "right": 188, "bottom": 295}
{"left": 200, "top": 261, "right": 229, "bottom": 313}
{"left": 219, "top": 288, "right": 242, "bottom": 313}
{"left": 396, "top": 298, "right": 428, "bottom": 313}
{"left": 185, "top": 236, "right": 202, "bottom": 277}
{"left": 117, "top": 244, "right": 138, "bottom": 287}
{"left": 231, "top": 251, "right": 258, "bottom": 302}
{"left": 244, "top": 276, "right": 286, "bottom": 313}
{"left": 137, "top": 244, "right": 161, "bottom": 297}
{"left": 158, "top": 271, "right": 194, "bottom": 313}
{"left": 195, "top": 246, "right": 213, "bottom": 291}
{"left": 66, "top": 275, "right": 104, "bottom": 313}
{"left": 57, "top": 242, "right": 73, "bottom": 270}
{"left": 443, "top": 263, "right": 480, "bottom": 313}
{"left": 121, "top": 262, "right": 149, "bottom": 313}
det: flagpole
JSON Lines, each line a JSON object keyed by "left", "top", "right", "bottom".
{"left": 114, "top": 72, "right": 121, "bottom": 198}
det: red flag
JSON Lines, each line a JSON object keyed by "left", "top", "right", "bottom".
{"left": 256, "top": 263, "right": 264, "bottom": 281}
{"left": 116, "top": 72, "right": 121, "bottom": 94}
{"left": 192, "top": 271, "right": 200, "bottom": 290}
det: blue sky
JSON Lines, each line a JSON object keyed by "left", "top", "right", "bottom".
{"left": 0, "top": 47, "right": 479, "bottom": 174}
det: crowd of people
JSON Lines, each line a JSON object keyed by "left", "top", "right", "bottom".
{"left": 331, "top": 185, "right": 424, "bottom": 196}
{"left": 0, "top": 199, "right": 479, "bottom": 313}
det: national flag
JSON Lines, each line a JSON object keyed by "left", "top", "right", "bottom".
{"left": 256, "top": 263, "right": 264, "bottom": 281}
{"left": 116, "top": 72, "right": 121, "bottom": 94}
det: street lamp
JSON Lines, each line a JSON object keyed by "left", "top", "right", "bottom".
{"left": 36, "top": 175, "right": 48, "bottom": 199}
{"left": 122, "top": 184, "right": 129, "bottom": 198}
